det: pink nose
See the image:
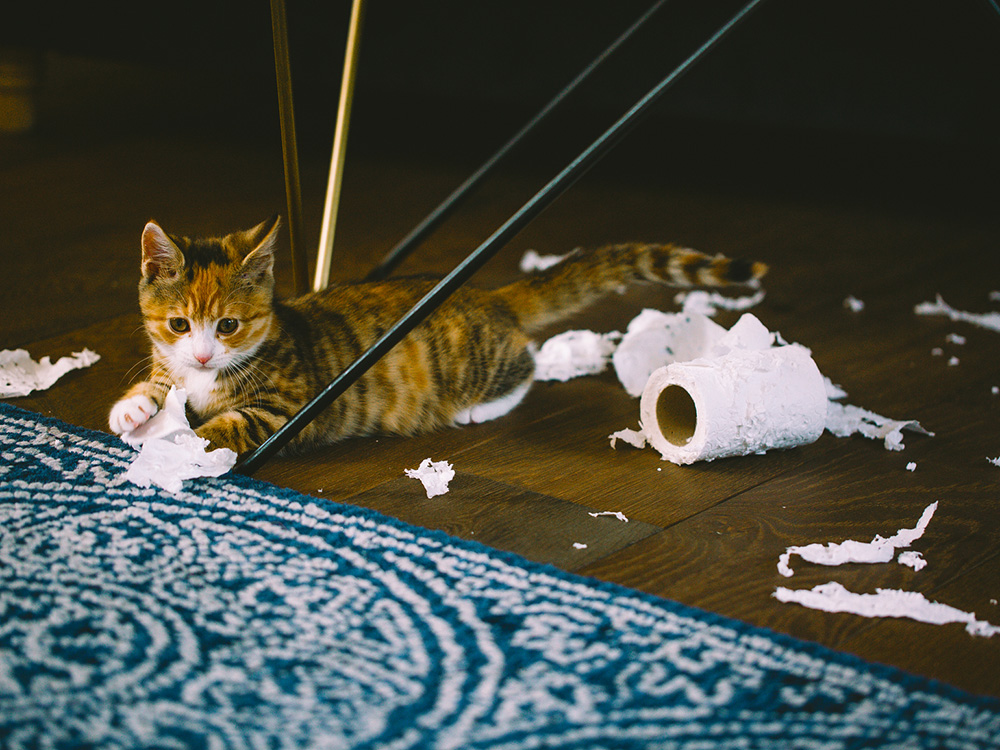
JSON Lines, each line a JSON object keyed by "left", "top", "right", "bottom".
{"left": 195, "top": 353, "right": 212, "bottom": 365}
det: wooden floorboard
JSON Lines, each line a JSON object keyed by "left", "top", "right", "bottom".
{"left": 3, "top": 55, "right": 999, "bottom": 699}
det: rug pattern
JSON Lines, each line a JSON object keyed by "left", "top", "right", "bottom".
{"left": 1, "top": 402, "right": 998, "bottom": 749}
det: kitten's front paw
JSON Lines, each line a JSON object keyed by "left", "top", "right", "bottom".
{"left": 109, "top": 395, "right": 159, "bottom": 434}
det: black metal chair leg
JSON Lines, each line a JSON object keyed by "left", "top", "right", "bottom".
{"left": 236, "top": 0, "right": 765, "bottom": 475}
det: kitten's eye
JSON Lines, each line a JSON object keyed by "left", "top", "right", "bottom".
{"left": 168, "top": 318, "right": 190, "bottom": 333}
{"left": 217, "top": 318, "right": 239, "bottom": 335}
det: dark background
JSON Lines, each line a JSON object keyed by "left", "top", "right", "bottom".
{"left": 5, "top": 0, "right": 999, "bottom": 147}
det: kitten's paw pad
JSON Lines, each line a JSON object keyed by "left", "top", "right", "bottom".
{"left": 109, "top": 395, "right": 158, "bottom": 434}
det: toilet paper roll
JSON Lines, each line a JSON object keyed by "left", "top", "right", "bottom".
{"left": 639, "top": 344, "right": 827, "bottom": 464}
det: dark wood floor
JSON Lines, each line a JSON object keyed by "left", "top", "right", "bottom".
{"left": 3, "top": 54, "right": 999, "bottom": 699}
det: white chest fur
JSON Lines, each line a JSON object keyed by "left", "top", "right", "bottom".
{"left": 180, "top": 368, "right": 219, "bottom": 414}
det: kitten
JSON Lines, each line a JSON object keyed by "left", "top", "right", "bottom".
{"left": 109, "top": 217, "right": 766, "bottom": 455}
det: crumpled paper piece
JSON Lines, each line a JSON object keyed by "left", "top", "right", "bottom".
{"left": 404, "top": 457, "right": 455, "bottom": 498}
{"left": 534, "top": 330, "right": 621, "bottom": 382}
{"left": 915, "top": 294, "right": 1000, "bottom": 332}
{"left": 774, "top": 583, "right": 1000, "bottom": 638}
{"left": 0, "top": 348, "right": 101, "bottom": 397}
{"left": 777, "top": 502, "right": 937, "bottom": 577}
{"left": 121, "top": 386, "right": 237, "bottom": 493}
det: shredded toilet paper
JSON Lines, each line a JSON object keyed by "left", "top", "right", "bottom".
{"left": 609, "top": 310, "right": 932, "bottom": 463}
{"left": 774, "top": 583, "right": 1000, "bottom": 638}
{"left": 897, "top": 550, "right": 927, "bottom": 571}
{"left": 777, "top": 502, "right": 938, "bottom": 577}
{"left": 674, "top": 289, "right": 766, "bottom": 317}
{"left": 824, "top": 400, "right": 931, "bottom": 451}
{"left": 405, "top": 457, "right": 455, "bottom": 498}
{"left": 534, "top": 330, "right": 621, "bottom": 382}
{"left": 612, "top": 310, "right": 730, "bottom": 397}
{"left": 121, "top": 387, "right": 237, "bottom": 493}
{"left": 843, "top": 296, "right": 865, "bottom": 312}
{"left": 609, "top": 426, "right": 648, "bottom": 450}
{"left": 0, "top": 348, "right": 101, "bottom": 397}
{"left": 915, "top": 294, "right": 1000, "bottom": 332}
{"left": 519, "top": 249, "right": 570, "bottom": 272}
{"left": 589, "top": 510, "right": 629, "bottom": 522}
{"left": 774, "top": 503, "right": 1000, "bottom": 637}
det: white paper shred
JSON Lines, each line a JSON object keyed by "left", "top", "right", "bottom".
{"left": 774, "top": 583, "right": 1000, "bottom": 638}
{"left": 673, "top": 289, "right": 766, "bottom": 317}
{"left": 534, "top": 329, "right": 621, "bottom": 382}
{"left": 404, "top": 457, "right": 455, "bottom": 498}
{"left": 777, "top": 502, "right": 938, "bottom": 577}
{"left": 608, "top": 426, "right": 648, "bottom": 450}
{"left": 0, "top": 348, "right": 101, "bottom": 397}
{"left": 906, "top": 462, "right": 917, "bottom": 472}
{"left": 121, "top": 387, "right": 237, "bottom": 494}
{"left": 915, "top": 294, "right": 1000, "bottom": 333}
{"left": 945, "top": 333, "right": 966, "bottom": 345}
{"left": 519, "top": 249, "right": 570, "bottom": 273}
{"left": 988, "top": 457, "right": 1000, "bottom": 468}
{"left": 843, "top": 296, "right": 865, "bottom": 312}
{"left": 898, "top": 550, "right": 927, "bottom": 571}
{"left": 824, "top": 399, "right": 932, "bottom": 451}
{"left": 589, "top": 510, "right": 629, "bottom": 523}
{"left": 573, "top": 542, "right": 589, "bottom": 550}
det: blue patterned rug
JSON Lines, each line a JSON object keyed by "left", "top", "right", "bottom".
{"left": 2, "top": 401, "right": 998, "bottom": 749}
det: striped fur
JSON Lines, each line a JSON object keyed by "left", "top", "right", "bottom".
{"left": 109, "top": 219, "right": 767, "bottom": 455}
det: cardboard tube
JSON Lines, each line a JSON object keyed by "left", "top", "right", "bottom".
{"left": 639, "top": 344, "right": 827, "bottom": 464}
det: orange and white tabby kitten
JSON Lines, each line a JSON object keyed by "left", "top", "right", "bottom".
{"left": 109, "top": 217, "right": 766, "bottom": 455}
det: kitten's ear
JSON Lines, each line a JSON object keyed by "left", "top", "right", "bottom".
{"left": 141, "top": 221, "right": 183, "bottom": 281}
{"left": 240, "top": 215, "right": 280, "bottom": 282}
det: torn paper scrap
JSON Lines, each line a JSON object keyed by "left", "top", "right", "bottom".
{"left": 777, "top": 501, "right": 937, "bottom": 577}
{"left": 673, "top": 289, "right": 766, "bottom": 317}
{"left": 519, "top": 249, "right": 570, "bottom": 273}
{"left": 774, "top": 582, "right": 1000, "bottom": 638}
{"left": 405, "top": 457, "right": 455, "bottom": 498}
{"left": 906, "top": 462, "right": 916, "bottom": 472}
{"left": 988, "top": 457, "right": 1000, "bottom": 468}
{"left": 609, "top": 426, "right": 647, "bottom": 450}
{"left": 0, "top": 348, "right": 100, "bottom": 397}
{"left": 573, "top": 542, "right": 589, "bottom": 550}
{"left": 945, "top": 333, "right": 966, "bottom": 345}
{"left": 534, "top": 329, "right": 621, "bottom": 382}
{"left": 121, "top": 387, "right": 237, "bottom": 493}
{"left": 612, "top": 310, "right": 728, "bottom": 397}
{"left": 589, "top": 510, "right": 629, "bottom": 523}
{"left": 843, "top": 296, "right": 865, "bottom": 312}
{"left": 915, "top": 294, "right": 1000, "bottom": 333}
{"left": 824, "top": 399, "right": 932, "bottom": 451}
{"left": 898, "top": 551, "right": 927, "bottom": 571}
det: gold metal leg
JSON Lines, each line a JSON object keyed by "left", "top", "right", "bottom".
{"left": 270, "top": 0, "right": 310, "bottom": 295}
{"left": 313, "top": 0, "right": 366, "bottom": 292}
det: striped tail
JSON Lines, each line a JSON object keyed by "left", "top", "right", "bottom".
{"left": 494, "top": 242, "right": 767, "bottom": 333}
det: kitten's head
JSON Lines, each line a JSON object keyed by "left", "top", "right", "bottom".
{"left": 138, "top": 216, "right": 280, "bottom": 374}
